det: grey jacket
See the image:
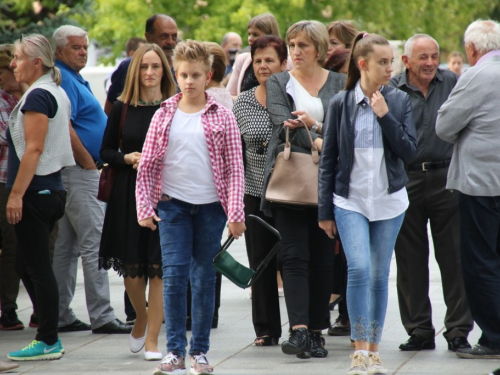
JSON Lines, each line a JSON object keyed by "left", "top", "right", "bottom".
{"left": 436, "top": 54, "right": 500, "bottom": 196}
{"left": 260, "top": 70, "right": 346, "bottom": 215}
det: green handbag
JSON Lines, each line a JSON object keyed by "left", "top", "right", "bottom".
{"left": 213, "top": 215, "right": 281, "bottom": 289}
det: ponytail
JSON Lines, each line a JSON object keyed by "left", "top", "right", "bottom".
{"left": 344, "top": 32, "right": 390, "bottom": 90}
{"left": 53, "top": 66, "right": 62, "bottom": 86}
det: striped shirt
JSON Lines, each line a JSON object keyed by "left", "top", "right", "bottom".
{"left": 136, "top": 92, "right": 245, "bottom": 223}
{"left": 334, "top": 81, "right": 408, "bottom": 221}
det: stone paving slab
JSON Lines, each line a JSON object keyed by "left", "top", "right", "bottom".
{"left": 1, "top": 232, "right": 499, "bottom": 374}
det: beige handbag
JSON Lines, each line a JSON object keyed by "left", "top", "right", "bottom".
{"left": 265, "top": 121, "right": 319, "bottom": 206}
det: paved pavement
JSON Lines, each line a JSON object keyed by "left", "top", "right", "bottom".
{"left": 1, "top": 229, "right": 499, "bottom": 374}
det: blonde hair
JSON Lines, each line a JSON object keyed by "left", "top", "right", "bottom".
{"left": 0, "top": 44, "right": 14, "bottom": 71}
{"left": 173, "top": 40, "right": 213, "bottom": 73}
{"left": 14, "top": 34, "right": 61, "bottom": 85}
{"left": 286, "top": 20, "right": 330, "bottom": 66}
{"left": 248, "top": 13, "right": 281, "bottom": 38}
{"left": 118, "top": 44, "right": 176, "bottom": 106}
{"left": 203, "top": 42, "right": 227, "bottom": 83}
{"left": 448, "top": 51, "right": 464, "bottom": 62}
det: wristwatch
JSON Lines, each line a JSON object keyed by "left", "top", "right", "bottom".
{"left": 311, "top": 120, "right": 320, "bottom": 133}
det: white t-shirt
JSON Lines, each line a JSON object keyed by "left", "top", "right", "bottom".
{"left": 161, "top": 108, "right": 219, "bottom": 204}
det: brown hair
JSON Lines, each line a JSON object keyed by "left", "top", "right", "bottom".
{"left": 0, "top": 44, "right": 14, "bottom": 71}
{"left": 345, "top": 32, "right": 390, "bottom": 90}
{"left": 251, "top": 35, "right": 288, "bottom": 64}
{"left": 125, "top": 37, "right": 146, "bottom": 56}
{"left": 326, "top": 21, "right": 358, "bottom": 49}
{"left": 118, "top": 43, "right": 176, "bottom": 106}
{"left": 248, "top": 13, "right": 281, "bottom": 38}
{"left": 448, "top": 51, "right": 464, "bottom": 62}
{"left": 173, "top": 40, "right": 213, "bottom": 73}
{"left": 324, "top": 48, "right": 350, "bottom": 73}
{"left": 203, "top": 42, "right": 227, "bottom": 83}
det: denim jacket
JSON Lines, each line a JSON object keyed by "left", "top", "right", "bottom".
{"left": 318, "top": 86, "right": 417, "bottom": 221}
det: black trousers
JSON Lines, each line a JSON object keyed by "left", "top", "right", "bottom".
{"left": 14, "top": 190, "right": 66, "bottom": 345}
{"left": 244, "top": 194, "right": 281, "bottom": 339}
{"left": 459, "top": 193, "right": 500, "bottom": 349}
{"left": 272, "top": 205, "right": 334, "bottom": 330}
{"left": 394, "top": 168, "right": 473, "bottom": 341}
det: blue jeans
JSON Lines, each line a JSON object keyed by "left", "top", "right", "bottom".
{"left": 334, "top": 206, "right": 404, "bottom": 344}
{"left": 158, "top": 198, "right": 227, "bottom": 357}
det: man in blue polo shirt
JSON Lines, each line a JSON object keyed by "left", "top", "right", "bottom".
{"left": 51, "top": 25, "right": 131, "bottom": 334}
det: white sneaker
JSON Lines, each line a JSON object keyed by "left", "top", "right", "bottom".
{"left": 348, "top": 352, "right": 367, "bottom": 375}
{"left": 153, "top": 352, "right": 186, "bottom": 375}
{"left": 368, "top": 352, "right": 388, "bottom": 374}
{"left": 190, "top": 353, "right": 213, "bottom": 374}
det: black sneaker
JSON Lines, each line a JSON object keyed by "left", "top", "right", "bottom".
{"left": 125, "top": 314, "right": 136, "bottom": 325}
{"left": 328, "top": 316, "right": 350, "bottom": 336}
{"left": 456, "top": 344, "right": 500, "bottom": 359}
{"left": 29, "top": 314, "right": 38, "bottom": 328}
{"left": 309, "top": 331, "right": 328, "bottom": 358}
{"left": 281, "top": 328, "right": 311, "bottom": 359}
{"left": 0, "top": 310, "right": 24, "bottom": 330}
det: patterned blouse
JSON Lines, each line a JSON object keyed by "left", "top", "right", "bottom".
{"left": 233, "top": 87, "right": 272, "bottom": 197}
{"left": 0, "top": 90, "right": 18, "bottom": 183}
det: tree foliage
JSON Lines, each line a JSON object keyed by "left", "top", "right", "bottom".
{"left": 0, "top": 0, "right": 91, "bottom": 44}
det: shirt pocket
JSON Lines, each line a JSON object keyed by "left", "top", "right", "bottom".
{"left": 211, "top": 123, "right": 225, "bottom": 148}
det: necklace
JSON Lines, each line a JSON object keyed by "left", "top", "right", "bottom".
{"left": 138, "top": 98, "right": 162, "bottom": 106}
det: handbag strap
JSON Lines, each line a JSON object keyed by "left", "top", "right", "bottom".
{"left": 284, "top": 119, "right": 319, "bottom": 163}
{"left": 118, "top": 103, "right": 128, "bottom": 150}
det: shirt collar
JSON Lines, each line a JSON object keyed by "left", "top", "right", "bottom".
{"left": 476, "top": 50, "right": 500, "bottom": 66}
{"left": 355, "top": 80, "right": 385, "bottom": 104}
{"left": 55, "top": 59, "right": 87, "bottom": 84}
{"left": 161, "top": 92, "right": 220, "bottom": 114}
{"left": 398, "top": 68, "right": 444, "bottom": 89}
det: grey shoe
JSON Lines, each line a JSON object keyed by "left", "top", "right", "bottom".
{"left": 456, "top": 344, "right": 500, "bottom": 359}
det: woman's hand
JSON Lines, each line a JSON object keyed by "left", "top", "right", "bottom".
{"left": 124, "top": 152, "right": 141, "bottom": 167}
{"left": 228, "top": 222, "right": 246, "bottom": 239}
{"left": 319, "top": 219, "right": 337, "bottom": 240}
{"left": 6, "top": 193, "right": 23, "bottom": 224}
{"left": 284, "top": 110, "right": 314, "bottom": 129}
{"left": 370, "top": 91, "right": 389, "bottom": 118}
{"left": 138, "top": 214, "right": 161, "bottom": 231}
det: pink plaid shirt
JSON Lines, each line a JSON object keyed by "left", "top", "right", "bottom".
{"left": 0, "top": 90, "right": 18, "bottom": 184}
{"left": 136, "top": 93, "right": 245, "bottom": 223}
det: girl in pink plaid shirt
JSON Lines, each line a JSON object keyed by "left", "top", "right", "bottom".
{"left": 136, "top": 40, "right": 245, "bottom": 375}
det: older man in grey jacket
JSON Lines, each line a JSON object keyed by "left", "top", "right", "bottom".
{"left": 436, "top": 19, "right": 500, "bottom": 360}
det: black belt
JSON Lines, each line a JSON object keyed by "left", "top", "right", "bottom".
{"left": 406, "top": 160, "right": 451, "bottom": 172}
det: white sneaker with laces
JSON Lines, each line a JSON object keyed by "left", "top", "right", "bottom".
{"left": 368, "top": 352, "right": 388, "bottom": 374}
{"left": 348, "top": 352, "right": 367, "bottom": 375}
{"left": 153, "top": 352, "right": 186, "bottom": 375}
{"left": 190, "top": 353, "right": 213, "bottom": 375}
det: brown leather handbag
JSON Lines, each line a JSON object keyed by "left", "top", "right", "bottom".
{"left": 265, "top": 121, "right": 319, "bottom": 206}
{"left": 97, "top": 103, "right": 128, "bottom": 203}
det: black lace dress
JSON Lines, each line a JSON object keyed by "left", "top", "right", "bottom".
{"left": 98, "top": 101, "right": 162, "bottom": 279}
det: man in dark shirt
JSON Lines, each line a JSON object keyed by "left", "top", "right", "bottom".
{"left": 389, "top": 34, "right": 473, "bottom": 353}
{"left": 104, "top": 14, "right": 178, "bottom": 115}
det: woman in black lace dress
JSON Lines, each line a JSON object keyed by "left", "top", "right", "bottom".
{"left": 99, "top": 44, "right": 176, "bottom": 360}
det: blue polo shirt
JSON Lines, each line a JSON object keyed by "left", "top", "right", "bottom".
{"left": 56, "top": 59, "right": 107, "bottom": 162}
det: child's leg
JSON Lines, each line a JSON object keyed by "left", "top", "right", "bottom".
{"left": 158, "top": 199, "right": 194, "bottom": 358}
{"left": 189, "top": 202, "right": 227, "bottom": 355}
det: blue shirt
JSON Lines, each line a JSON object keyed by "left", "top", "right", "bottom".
{"left": 56, "top": 59, "right": 107, "bottom": 162}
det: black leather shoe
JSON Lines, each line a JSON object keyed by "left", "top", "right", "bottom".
{"left": 399, "top": 334, "right": 435, "bottom": 351}
{"left": 309, "top": 331, "right": 328, "bottom": 358}
{"left": 92, "top": 319, "right": 132, "bottom": 334}
{"left": 327, "top": 316, "right": 350, "bottom": 336}
{"left": 281, "top": 328, "right": 311, "bottom": 359}
{"left": 59, "top": 319, "right": 91, "bottom": 332}
{"left": 448, "top": 336, "right": 472, "bottom": 352}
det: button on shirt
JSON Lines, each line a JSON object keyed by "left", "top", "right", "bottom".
{"left": 389, "top": 69, "right": 458, "bottom": 164}
{"left": 333, "top": 81, "right": 408, "bottom": 221}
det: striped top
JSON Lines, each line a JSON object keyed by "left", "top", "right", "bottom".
{"left": 333, "top": 81, "right": 408, "bottom": 221}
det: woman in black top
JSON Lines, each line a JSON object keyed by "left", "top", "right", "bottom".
{"left": 99, "top": 44, "right": 176, "bottom": 360}
{"left": 233, "top": 35, "right": 288, "bottom": 347}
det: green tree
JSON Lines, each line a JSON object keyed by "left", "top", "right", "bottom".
{"left": 0, "top": 0, "right": 90, "bottom": 44}
{"left": 81, "top": 0, "right": 498, "bottom": 64}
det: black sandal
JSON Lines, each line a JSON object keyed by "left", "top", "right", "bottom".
{"left": 254, "top": 336, "right": 278, "bottom": 346}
